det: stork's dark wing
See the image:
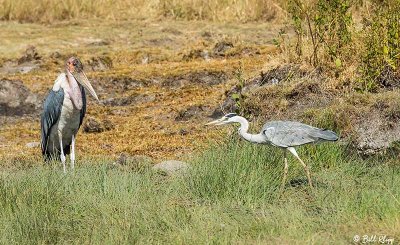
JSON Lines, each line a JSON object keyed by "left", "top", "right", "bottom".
{"left": 40, "top": 88, "right": 64, "bottom": 155}
{"left": 79, "top": 85, "right": 86, "bottom": 127}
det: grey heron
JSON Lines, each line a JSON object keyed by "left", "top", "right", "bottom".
{"left": 40, "top": 57, "right": 99, "bottom": 172}
{"left": 206, "top": 113, "right": 339, "bottom": 189}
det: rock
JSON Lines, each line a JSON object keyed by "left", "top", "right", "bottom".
{"left": 18, "top": 45, "right": 41, "bottom": 64}
{"left": 0, "top": 46, "right": 41, "bottom": 74}
{"left": 26, "top": 142, "right": 40, "bottom": 148}
{"left": 83, "top": 117, "right": 114, "bottom": 133}
{"left": 0, "top": 79, "right": 40, "bottom": 116}
{"left": 354, "top": 112, "right": 400, "bottom": 155}
{"left": 86, "top": 56, "right": 113, "bottom": 71}
{"left": 213, "top": 41, "right": 234, "bottom": 56}
{"left": 152, "top": 160, "right": 189, "bottom": 176}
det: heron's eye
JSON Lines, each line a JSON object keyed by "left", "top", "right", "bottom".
{"left": 73, "top": 61, "right": 77, "bottom": 66}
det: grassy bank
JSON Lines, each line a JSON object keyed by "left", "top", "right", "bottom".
{"left": 0, "top": 140, "right": 399, "bottom": 244}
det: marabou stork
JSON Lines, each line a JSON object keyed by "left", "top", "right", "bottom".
{"left": 40, "top": 57, "right": 99, "bottom": 172}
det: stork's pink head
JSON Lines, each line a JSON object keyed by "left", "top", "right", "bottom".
{"left": 66, "top": 57, "right": 83, "bottom": 73}
{"left": 65, "top": 57, "right": 99, "bottom": 102}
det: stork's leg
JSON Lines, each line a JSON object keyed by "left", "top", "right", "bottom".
{"left": 70, "top": 134, "right": 75, "bottom": 170}
{"left": 280, "top": 150, "right": 289, "bottom": 192}
{"left": 58, "top": 131, "right": 66, "bottom": 173}
{"left": 287, "top": 147, "right": 313, "bottom": 189}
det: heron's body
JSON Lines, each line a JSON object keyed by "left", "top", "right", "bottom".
{"left": 41, "top": 57, "right": 98, "bottom": 172}
{"left": 207, "top": 114, "right": 339, "bottom": 190}
{"left": 261, "top": 121, "right": 337, "bottom": 147}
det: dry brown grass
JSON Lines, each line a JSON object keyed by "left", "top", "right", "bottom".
{"left": 0, "top": 0, "right": 287, "bottom": 23}
{"left": 0, "top": 19, "right": 279, "bottom": 161}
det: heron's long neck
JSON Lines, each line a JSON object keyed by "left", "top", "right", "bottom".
{"left": 236, "top": 116, "right": 265, "bottom": 144}
{"left": 66, "top": 71, "right": 83, "bottom": 110}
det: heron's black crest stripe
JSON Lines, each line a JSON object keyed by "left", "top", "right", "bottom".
{"left": 225, "top": 113, "right": 237, "bottom": 118}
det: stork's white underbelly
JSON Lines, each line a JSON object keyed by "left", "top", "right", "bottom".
{"left": 47, "top": 94, "right": 81, "bottom": 153}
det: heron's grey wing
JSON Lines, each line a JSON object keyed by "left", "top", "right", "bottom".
{"left": 79, "top": 85, "right": 86, "bottom": 127}
{"left": 40, "top": 88, "right": 64, "bottom": 155}
{"left": 263, "top": 121, "right": 338, "bottom": 147}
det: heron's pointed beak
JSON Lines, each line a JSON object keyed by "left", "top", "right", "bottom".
{"left": 205, "top": 117, "right": 227, "bottom": 126}
{"left": 73, "top": 71, "right": 99, "bottom": 102}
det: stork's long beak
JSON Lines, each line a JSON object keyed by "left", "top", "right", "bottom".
{"left": 73, "top": 71, "right": 99, "bottom": 102}
{"left": 205, "top": 117, "right": 227, "bottom": 126}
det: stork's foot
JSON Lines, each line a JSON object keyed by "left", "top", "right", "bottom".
{"left": 70, "top": 154, "right": 75, "bottom": 170}
{"left": 60, "top": 154, "right": 66, "bottom": 173}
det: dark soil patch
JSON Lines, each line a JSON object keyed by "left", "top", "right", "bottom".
{"left": 102, "top": 94, "right": 156, "bottom": 106}
{"left": 162, "top": 71, "right": 228, "bottom": 88}
{"left": 213, "top": 41, "right": 234, "bottom": 56}
{"left": 175, "top": 105, "right": 208, "bottom": 121}
{"left": 0, "top": 46, "right": 41, "bottom": 74}
{"left": 83, "top": 116, "right": 115, "bottom": 133}
{"left": 95, "top": 76, "right": 149, "bottom": 93}
{"left": 86, "top": 56, "right": 113, "bottom": 71}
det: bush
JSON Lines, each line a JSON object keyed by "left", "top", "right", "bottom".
{"left": 358, "top": 0, "right": 400, "bottom": 92}
{"left": 288, "top": 0, "right": 353, "bottom": 68}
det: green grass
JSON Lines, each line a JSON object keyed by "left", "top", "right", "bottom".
{"left": 0, "top": 140, "right": 399, "bottom": 244}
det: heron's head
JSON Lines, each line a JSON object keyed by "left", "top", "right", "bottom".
{"left": 206, "top": 113, "right": 239, "bottom": 126}
{"left": 66, "top": 57, "right": 99, "bottom": 101}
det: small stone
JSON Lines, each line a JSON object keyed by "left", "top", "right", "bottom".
{"left": 26, "top": 142, "right": 40, "bottom": 148}
{"left": 152, "top": 160, "right": 189, "bottom": 176}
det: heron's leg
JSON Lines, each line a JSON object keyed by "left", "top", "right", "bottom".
{"left": 58, "top": 131, "right": 66, "bottom": 173}
{"left": 287, "top": 147, "right": 313, "bottom": 189}
{"left": 280, "top": 150, "right": 289, "bottom": 192}
{"left": 70, "top": 134, "right": 75, "bottom": 170}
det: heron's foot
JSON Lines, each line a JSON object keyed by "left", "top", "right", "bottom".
{"left": 308, "top": 180, "right": 314, "bottom": 189}
{"left": 303, "top": 166, "right": 314, "bottom": 189}
{"left": 279, "top": 156, "right": 289, "bottom": 194}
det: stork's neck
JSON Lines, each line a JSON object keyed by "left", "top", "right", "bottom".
{"left": 66, "top": 71, "right": 83, "bottom": 110}
{"left": 235, "top": 116, "right": 265, "bottom": 144}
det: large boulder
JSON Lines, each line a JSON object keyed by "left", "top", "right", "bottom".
{"left": 0, "top": 79, "right": 40, "bottom": 116}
